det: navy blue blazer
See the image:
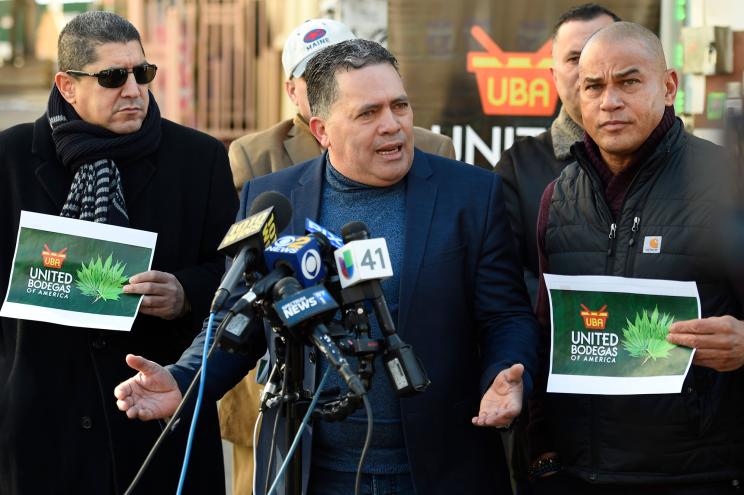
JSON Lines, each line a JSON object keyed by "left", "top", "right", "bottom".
{"left": 171, "top": 149, "right": 538, "bottom": 494}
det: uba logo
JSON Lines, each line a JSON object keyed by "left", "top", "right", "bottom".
{"left": 41, "top": 244, "right": 68, "bottom": 269}
{"left": 467, "top": 26, "right": 558, "bottom": 117}
{"left": 580, "top": 304, "right": 609, "bottom": 330}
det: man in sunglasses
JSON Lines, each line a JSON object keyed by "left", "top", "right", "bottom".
{"left": 0, "top": 11, "right": 236, "bottom": 495}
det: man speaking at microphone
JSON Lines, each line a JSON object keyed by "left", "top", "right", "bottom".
{"left": 115, "top": 39, "right": 539, "bottom": 494}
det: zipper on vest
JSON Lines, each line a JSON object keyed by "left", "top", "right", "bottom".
{"left": 625, "top": 216, "right": 641, "bottom": 276}
{"left": 606, "top": 222, "right": 617, "bottom": 256}
{"left": 628, "top": 216, "right": 641, "bottom": 246}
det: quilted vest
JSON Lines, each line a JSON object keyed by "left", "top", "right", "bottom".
{"left": 543, "top": 120, "right": 744, "bottom": 484}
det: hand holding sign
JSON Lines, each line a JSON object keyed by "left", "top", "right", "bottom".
{"left": 123, "top": 270, "right": 188, "bottom": 320}
{"left": 667, "top": 316, "right": 744, "bottom": 372}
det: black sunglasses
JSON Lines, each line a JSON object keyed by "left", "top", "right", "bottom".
{"left": 66, "top": 63, "right": 157, "bottom": 89}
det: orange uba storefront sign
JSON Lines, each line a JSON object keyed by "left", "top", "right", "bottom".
{"left": 467, "top": 26, "right": 558, "bottom": 117}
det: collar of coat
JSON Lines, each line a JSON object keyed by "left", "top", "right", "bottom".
{"left": 550, "top": 107, "right": 584, "bottom": 161}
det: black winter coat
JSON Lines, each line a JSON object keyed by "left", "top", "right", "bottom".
{"left": 0, "top": 116, "right": 238, "bottom": 494}
{"left": 495, "top": 130, "right": 572, "bottom": 306}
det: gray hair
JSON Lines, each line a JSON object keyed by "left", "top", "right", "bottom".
{"left": 304, "top": 39, "right": 399, "bottom": 119}
{"left": 58, "top": 11, "right": 143, "bottom": 72}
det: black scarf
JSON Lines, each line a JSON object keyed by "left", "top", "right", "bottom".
{"left": 47, "top": 84, "right": 162, "bottom": 226}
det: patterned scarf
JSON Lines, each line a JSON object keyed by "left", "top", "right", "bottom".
{"left": 47, "top": 84, "right": 162, "bottom": 226}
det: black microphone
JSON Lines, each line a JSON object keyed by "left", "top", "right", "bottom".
{"left": 272, "top": 276, "right": 366, "bottom": 396}
{"left": 339, "top": 221, "right": 430, "bottom": 397}
{"left": 210, "top": 191, "right": 292, "bottom": 313}
{"left": 217, "top": 288, "right": 264, "bottom": 353}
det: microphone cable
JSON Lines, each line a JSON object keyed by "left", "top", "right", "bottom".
{"left": 354, "top": 394, "right": 373, "bottom": 495}
{"left": 124, "top": 309, "right": 238, "bottom": 495}
{"left": 262, "top": 373, "right": 374, "bottom": 495}
{"left": 266, "top": 367, "right": 332, "bottom": 495}
{"left": 175, "top": 312, "right": 214, "bottom": 495}
{"left": 252, "top": 363, "right": 277, "bottom": 495}
{"left": 263, "top": 378, "right": 285, "bottom": 495}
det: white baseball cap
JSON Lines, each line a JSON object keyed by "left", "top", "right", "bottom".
{"left": 282, "top": 18, "right": 356, "bottom": 79}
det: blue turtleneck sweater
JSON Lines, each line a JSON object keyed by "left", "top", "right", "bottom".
{"left": 311, "top": 158, "right": 410, "bottom": 474}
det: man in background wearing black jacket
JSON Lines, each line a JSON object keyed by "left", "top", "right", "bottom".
{"left": 495, "top": 3, "right": 619, "bottom": 306}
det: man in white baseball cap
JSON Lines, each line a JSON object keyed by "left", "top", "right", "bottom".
{"left": 222, "top": 18, "right": 455, "bottom": 495}
{"left": 227, "top": 18, "right": 455, "bottom": 192}
{"left": 282, "top": 18, "right": 356, "bottom": 79}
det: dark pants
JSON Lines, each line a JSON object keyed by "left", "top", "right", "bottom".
{"left": 308, "top": 466, "right": 415, "bottom": 495}
{"left": 531, "top": 472, "right": 741, "bottom": 495}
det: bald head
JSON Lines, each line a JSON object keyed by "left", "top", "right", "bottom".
{"left": 577, "top": 21, "right": 677, "bottom": 174}
{"left": 583, "top": 21, "right": 667, "bottom": 73}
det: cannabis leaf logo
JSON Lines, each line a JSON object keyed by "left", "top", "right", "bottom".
{"left": 621, "top": 307, "right": 676, "bottom": 364}
{"left": 75, "top": 254, "right": 129, "bottom": 303}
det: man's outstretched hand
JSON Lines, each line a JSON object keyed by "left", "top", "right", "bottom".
{"left": 114, "top": 354, "right": 183, "bottom": 421}
{"left": 472, "top": 363, "right": 524, "bottom": 428}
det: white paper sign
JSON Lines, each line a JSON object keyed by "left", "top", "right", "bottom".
{"left": 545, "top": 274, "right": 700, "bottom": 395}
{"left": 1, "top": 211, "right": 157, "bottom": 331}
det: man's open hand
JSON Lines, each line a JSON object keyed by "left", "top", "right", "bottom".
{"left": 472, "top": 363, "right": 524, "bottom": 428}
{"left": 114, "top": 354, "right": 182, "bottom": 420}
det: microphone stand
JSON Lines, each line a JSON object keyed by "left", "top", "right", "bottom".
{"left": 272, "top": 328, "right": 309, "bottom": 495}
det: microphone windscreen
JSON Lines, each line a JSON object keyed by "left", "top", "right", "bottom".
{"left": 249, "top": 191, "right": 292, "bottom": 232}
{"left": 341, "top": 221, "right": 369, "bottom": 242}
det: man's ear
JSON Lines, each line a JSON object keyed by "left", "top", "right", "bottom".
{"left": 54, "top": 72, "right": 77, "bottom": 104}
{"left": 285, "top": 79, "right": 298, "bottom": 105}
{"left": 664, "top": 68, "right": 679, "bottom": 106}
{"left": 309, "top": 116, "right": 330, "bottom": 148}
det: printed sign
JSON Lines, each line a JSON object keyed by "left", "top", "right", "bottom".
{"left": 467, "top": 26, "right": 557, "bottom": 117}
{"left": 545, "top": 274, "right": 699, "bottom": 395}
{"left": 1, "top": 211, "right": 157, "bottom": 331}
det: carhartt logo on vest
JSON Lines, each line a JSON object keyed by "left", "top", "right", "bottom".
{"left": 643, "top": 236, "right": 662, "bottom": 254}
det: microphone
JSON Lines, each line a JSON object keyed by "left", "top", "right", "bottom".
{"left": 305, "top": 218, "right": 344, "bottom": 249}
{"left": 216, "top": 260, "right": 298, "bottom": 353}
{"left": 272, "top": 277, "right": 365, "bottom": 396}
{"left": 334, "top": 223, "right": 393, "bottom": 290}
{"left": 263, "top": 235, "right": 327, "bottom": 288}
{"left": 210, "top": 191, "right": 292, "bottom": 313}
{"left": 338, "top": 221, "right": 430, "bottom": 397}
{"left": 217, "top": 288, "right": 263, "bottom": 353}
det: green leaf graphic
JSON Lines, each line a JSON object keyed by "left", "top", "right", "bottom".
{"left": 75, "top": 254, "right": 129, "bottom": 303}
{"left": 621, "top": 306, "right": 676, "bottom": 364}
